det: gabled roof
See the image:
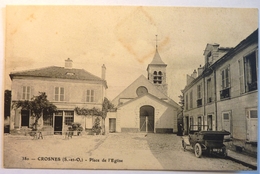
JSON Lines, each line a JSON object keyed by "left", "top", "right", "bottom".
{"left": 112, "top": 75, "right": 166, "bottom": 104}
{"left": 111, "top": 74, "right": 180, "bottom": 109}
{"left": 10, "top": 66, "right": 107, "bottom": 86}
{"left": 118, "top": 92, "right": 178, "bottom": 109}
{"left": 183, "top": 28, "right": 258, "bottom": 92}
{"left": 203, "top": 43, "right": 219, "bottom": 55}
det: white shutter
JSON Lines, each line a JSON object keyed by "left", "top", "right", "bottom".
{"left": 238, "top": 60, "right": 245, "bottom": 93}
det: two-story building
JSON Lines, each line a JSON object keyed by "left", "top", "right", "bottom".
{"left": 9, "top": 58, "right": 107, "bottom": 134}
{"left": 182, "top": 29, "right": 258, "bottom": 154}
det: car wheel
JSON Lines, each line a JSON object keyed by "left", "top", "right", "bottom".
{"left": 194, "top": 143, "right": 202, "bottom": 158}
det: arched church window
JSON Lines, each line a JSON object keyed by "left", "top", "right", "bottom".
{"left": 153, "top": 71, "right": 163, "bottom": 84}
{"left": 158, "top": 76, "right": 162, "bottom": 84}
{"left": 153, "top": 76, "right": 157, "bottom": 83}
{"left": 157, "top": 71, "right": 162, "bottom": 84}
{"left": 153, "top": 71, "right": 158, "bottom": 83}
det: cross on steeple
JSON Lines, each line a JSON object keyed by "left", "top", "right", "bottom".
{"left": 155, "top": 35, "right": 158, "bottom": 49}
{"left": 155, "top": 35, "right": 162, "bottom": 49}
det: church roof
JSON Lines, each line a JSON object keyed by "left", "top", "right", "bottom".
{"left": 111, "top": 74, "right": 180, "bottom": 109}
{"left": 10, "top": 66, "right": 107, "bottom": 86}
{"left": 118, "top": 92, "right": 178, "bottom": 109}
{"left": 148, "top": 48, "right": 167, "bottom": 66}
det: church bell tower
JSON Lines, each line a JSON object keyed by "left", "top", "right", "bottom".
{"left": 147, "top": 41, "right": 168, "bottom": 96}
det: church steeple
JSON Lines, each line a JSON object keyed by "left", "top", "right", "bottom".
{"left": 147, "top": 36, "right": 168, "bottom": 95}
{"left": 148, "top": 48, "right": 167, "bottom": 66}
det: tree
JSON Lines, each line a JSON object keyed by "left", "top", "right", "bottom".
{"left": 101, "top": 97, "right": 114, "bottom": 134}
{"left": 102, "top": 97, "right": 114, "bottom": 119}
{"left": 74, "top": 97, "right": 114, "bottom": 134}
{"left": 4, "top": 90, "right": 11, "bottom": 119}
{"left": 177, "top": 92, "right": 184, "bottom": 136}
{"left": 13, "top": 92, "right": 57, "bottom": 130}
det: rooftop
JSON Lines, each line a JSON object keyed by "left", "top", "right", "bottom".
{"left": 10, "top": 66, "right": 105, "bottom": 82}
{"left": 148, "top": 48, "right": 167, "bottom": 66}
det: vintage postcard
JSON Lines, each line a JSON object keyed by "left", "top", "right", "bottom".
{"left": 3, "top": 5, "right": 258, "bottom": 171}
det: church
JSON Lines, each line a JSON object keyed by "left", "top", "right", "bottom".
{"left": 106, "top": 46, "right": 180, "bottom": 133}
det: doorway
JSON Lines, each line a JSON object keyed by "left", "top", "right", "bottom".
{"left": 54, "top": 116, "right": 63, "bottom": 134}
{"left": 109, "top": 118, "right": 116, "bottom": 133}
{"left": 184, "top": 116, "right": 189, "bottom": 135}
{"left": 246, "top": 108, "right": 258, "bottom": 142}
{"left": 207, "top": 115, "right": 213, "bottom": 130}
{"left": 222, "top": 112, "right": 231, "bottom": 133}
{"left": 21, "top": 110, "right": 30, "bottom": 127}
{"left": 140, "top": 105, "right": 154, "bottom": 132}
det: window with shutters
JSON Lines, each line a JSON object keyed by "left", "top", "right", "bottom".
{"left": 220, "top": 66, "right": 231, "bottom": 99}
{"left": 55, "top": 87, "right": 65, "bottom": 101}
{"left": 197, "top": 84, "right": 202, "bottom": 107}
{"left": 238, "top": 59, "right": 245, "bottom": 94}
{"left": 207, "top": 78, "right": 212, "bottom": 103}
{"left": 185, "top": 93, "right": 188, "bottom": 110}
{"left": 189, "top": 90, "right": 193, "bottom": 109}
{"left": 22, "top": 86, "right": 31, "bottom": 100}
{"left": 244, "top": 50, "right": 258, "bottom": 92}
{"left": 86, "top": 89, "right": 95, "bottom": 102}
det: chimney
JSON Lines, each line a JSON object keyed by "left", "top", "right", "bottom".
{"left": 65, "top": 58, "right": 73, "bottom": 69}
{"left": 198, "top": 65, "right": 204, "bottom": 76}
{"left": 101, "top": 64, "right": 106, "bottom": 80}
{"left": 191, "top": 69, "right": 197, "bottom": 78}
{"left": 187, "top": 74, "right": 195, "bottom": 85}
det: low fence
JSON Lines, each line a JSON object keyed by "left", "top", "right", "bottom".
{"left": 10, "top": 127, "right": 102, "bottom": 139}
{"left": 21, "top": 130, "right": 82, "bottom": 140}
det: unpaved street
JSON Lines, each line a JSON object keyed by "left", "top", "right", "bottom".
{"left": 4, "top": 133, "right": 252, "bottom": 171}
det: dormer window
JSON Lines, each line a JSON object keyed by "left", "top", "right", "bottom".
{"left": 66, "top": 72, "right": 75, "bottom": 76}
{"left": 207, "top": 51, "right": 213, "bottom": 65}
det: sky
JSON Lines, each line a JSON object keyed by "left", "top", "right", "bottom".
{"left": 3, "top": 5, "right": 258, "bottom": 103}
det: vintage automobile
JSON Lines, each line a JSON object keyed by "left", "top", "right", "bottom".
{"left": 182, "top": 125, "right": 230, "bottom": 158}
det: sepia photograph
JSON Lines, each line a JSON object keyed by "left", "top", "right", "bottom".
{"left": 2, "top": 3, "right": 258, "bottom": 172}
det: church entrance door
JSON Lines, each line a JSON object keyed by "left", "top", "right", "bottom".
{"left": 140, "top": 105, "right": 154, "bottom": 132}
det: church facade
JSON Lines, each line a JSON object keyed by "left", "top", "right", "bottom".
{"left": 106, "top": 47, "right": 180, "bottom": 133}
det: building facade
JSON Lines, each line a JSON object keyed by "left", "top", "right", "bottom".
{"left": 9, "top": 58, "right": 107, "bottom": 134}
{"left": 108, "top": 47, "right": 180, "bottom": 133}
{"left": 182, "top": 29, "right": 258, "bottom": 153}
